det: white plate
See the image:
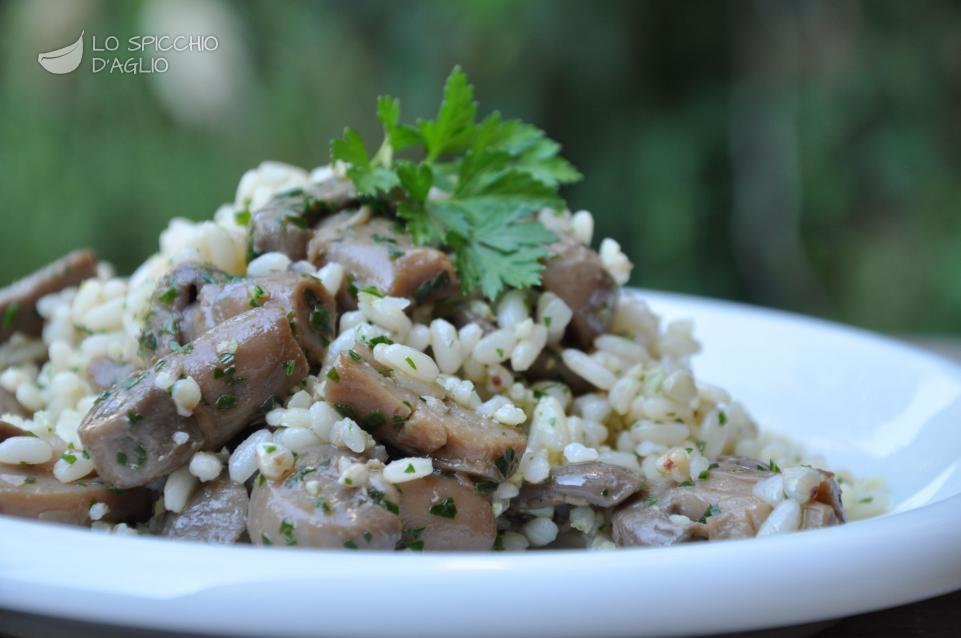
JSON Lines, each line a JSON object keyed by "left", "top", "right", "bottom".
{"left": 2, "top": 289, "right": 960, "bottom": 638}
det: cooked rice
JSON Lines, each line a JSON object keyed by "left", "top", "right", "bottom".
{"left": 0, "top": 159, "right": 887, "bottom": 545}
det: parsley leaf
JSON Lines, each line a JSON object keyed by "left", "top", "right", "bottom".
{"left": 418, "top": 66, "right": 477, "bottom": 162}
{"left": 331, "top": 128, "right": 399, "bottom": 196}
{"left": 329, "top": 65, "right": 580, "bottom": 301}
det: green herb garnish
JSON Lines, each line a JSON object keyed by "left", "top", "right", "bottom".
{"left": 428, "top": 496, "right": 457, "bottom": 519}
{"left": 698, "top": 504, "right": 720, "bottom": 524}
{"left": 330, "top": 67, "right": 580, "bottom": 300}
{"left": 2, "top": 302, "right": 19, "bottom": 329}
{"left": 216, "top": 394, "right": 237, "bottom": 410}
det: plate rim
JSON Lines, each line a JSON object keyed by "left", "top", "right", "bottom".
{"left": 2, "top": 288, "right": 960, "bottom": 637}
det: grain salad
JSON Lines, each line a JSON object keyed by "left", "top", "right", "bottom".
{"left": 0, "top": 69, "right": 885, "bottom": 550}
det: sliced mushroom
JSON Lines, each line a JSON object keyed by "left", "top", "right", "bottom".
{"left": 162, "top": 476, "right": 249, "bottom": 544}
{"left": 247, "top": 444, "right": 402, "bottom": 549}
{"left": 612, "top": 457, "right": 846, "bottom": 547}
{"left": 80, "top": 306, "right": 308, "bottom": 488}
{"left": 540, "top": 240, "right": 617, "bottom": 349}
{"left": 0, "top": 250, "right": 98, "bottom": 343}
{"left": 396, "top": 472, "right": 496, "bottom": 551}
{"left": 513, "top": 461, "right": 643, "bottom": 510}
{"left": 138, "top": 262, "right": 230, "bottom": 361}
{"left": 324, "top": 352, "right": 526, "bottom": 481}
{"left": 0, "top": 464, "right": 151, "bottom": 526}
{"left": 0, "top": 419, "right": 27, "bottom": 442}
{"left": 247, "top": 178, "right": 357, "bottom": 262}
{"left": 183, "top": 272, "right": 336, "bottom": 365}
{"left": 612, "top": 498, "right": 697, "bottom": 548}
{"left": 308, "top": 216, "right": 459, "bottom": 303}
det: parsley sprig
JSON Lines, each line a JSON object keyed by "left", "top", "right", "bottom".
{"left": 330, "top": 66, "right": 581, "bottom": 300}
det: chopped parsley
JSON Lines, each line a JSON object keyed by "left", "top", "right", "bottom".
{"left": 364, "top": 410, "right": 386, "bottom": 428}
{"left": 248, "top": 284, "right": 266, "bottom": 307}
{"left": 343, "top": 539, "right": 359, "bottom": 550}
{"left": 428, "top": 496, "right": 457, "bottom": 519}
{"left": 357, "top": 285, "right": 384, "bottom": 298}
{"left": 859, "top": 496, "right": 874, "bottom": 504}
{"left": 261, "top": 533, "right": 273, "bottom": 546}
{"left": 494, "top": 447, "right": 517, "bottom": 478}
{"left": 404, "top": 356, "right": 417, "bottom": 370}
{"left": 330, "top": 66, "right": 580, "bottom": 300}
{"left": 126, "top": 410, "right": 143, "bottom": 426}
{"left": 158, "top": 286, "right": 178, "bottom": 304}
{"left": 216, "top": 394, "right": 237, "bottom": 410}
{"left": 718, "top": 410, "right": 728, "bottom": 426}
{"left": 757, "top": 459, "right": 782, "bottom": 474}
{"left": 397, "top": 527, "right": 425, "bottom": 551}
{"left": 306, "top": 289, "right": 332, "bottom": 338}
{"left": 234, "top": 208, "right": 251, "bottom": 226}
{"left": 120, "top": 371, "right": 147, "bottom": 390}
{"left": 404, "top": 463, "right": 416, "bottom": 474}
{"left": 348, "top": 349, "right": 363, "bottom": 362}
{"left": 115, "top": 452, "right": 128, "bottom": 466}
{"left": 2, "top": 302, "right": 19, "bottom": 329}
{"left": 23, "top": 476, "right": 36, "bottom": 485}
{"left": 133, "top": 445, "right": 147, "bottom": 469}
{"left": 413, "top": 270, "right": 451, "bottom": 303}
{"left": 283, "top": 359, "right": 296, "bottom": 376}
{"left": 334, "top": 403, "right": 357, "bottom": 419}
{"left": 326, "top": 367, "right": 340, "bottom": 382}
{"left": 60, "top": 452, "right": 77, "bottom": 465}
{"left": 365, "top": 335, "right": 394, "bottom": 348}
{"left": 698, "top": 462, "right": 720, "bottom": 481}
{"left": 279, "top": 519, "right": 297, "bottom": 546}
{"left": 698, "top": 504, "right": 721, "bottom": 524}
{"left": 367, "top": 488, "right": 400, "bottom": 515}
{"left": 474, "top": 480, "right": 498, "bottom": 493}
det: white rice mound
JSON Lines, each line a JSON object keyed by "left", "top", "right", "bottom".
{"left": 0, "top": 160, "right": 887, "bottom": 541}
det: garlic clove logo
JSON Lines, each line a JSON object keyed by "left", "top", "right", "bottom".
{"left": 38, "top": 31, "right": 84, "bottom": 74}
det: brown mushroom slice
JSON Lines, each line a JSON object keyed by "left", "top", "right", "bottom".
{"left": 308, "top": 216, "right": 459, "bottom": 303}
{"left": 0, "top": 464, "right": 150, "bottom": 526}
{"left": 613, "top": 457, "right": 846, "bottom": 547}
{"left": 407, "top": 398, "right": 526, "bottom": 481}
{"left": 138, "top": 262, "right": 231, "bottom": 361}
{"left": 162, "top": 476, "right": 249, "bottom": 543}
{"left": 612, "top": 498, "right": 697, "bottom": 548}
{"left": 0, "top": 388, "right": 26, "bottom": 419}
{"left": 183, "top": 272, "right": 336, "bottom": 365}
{"left": 513, "top": 461, "right": 643, "bottom": 510}
{"left": 324, "top": 351, "right": 443, "bottom": 450}
{"left": 247, "top": 444, "right": 402, "bottom": 550}
{"left": 80, "top": 306, "right": 308, "bottom": 488}
{"left": 395, "top": 472, "right": 496, "bottom": 551}
{"left": 540, "top": 239, "right": 618, "bottom": 349}
{"left": 247, "top": 178, "right": 357, "bottom": 262}
{"left": 0, "top": 419, "right": 28, "bottom": 442}
{"left": 324, "top": 352, "right": 526, "bottom": 481}
{"left": 0, "top": 249, "right": 98, "bottom": 343}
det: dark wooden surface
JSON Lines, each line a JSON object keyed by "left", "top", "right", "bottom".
{"left": 817, "top": 589, "right": 961, "bottom": 637}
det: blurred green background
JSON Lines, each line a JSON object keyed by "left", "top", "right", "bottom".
{"left": 1, "top": 0, "right": 958, "bottom": 334}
